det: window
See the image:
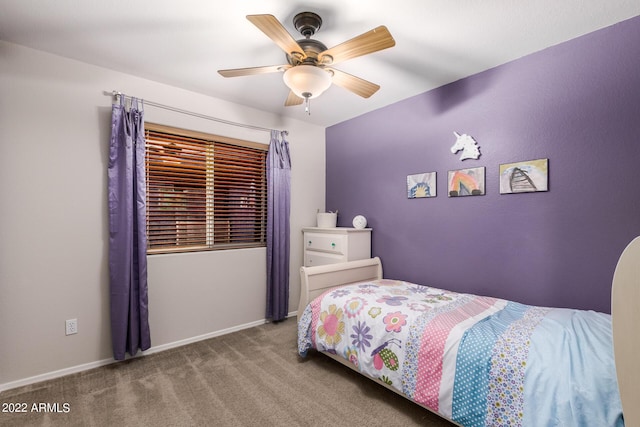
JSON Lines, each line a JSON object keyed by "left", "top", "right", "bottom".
{"left": 145, "top": 123, "right": 267, "bottom": 254}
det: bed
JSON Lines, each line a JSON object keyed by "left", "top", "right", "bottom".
{"left": 297, "top": 236, "right": 640, "bottom": 427}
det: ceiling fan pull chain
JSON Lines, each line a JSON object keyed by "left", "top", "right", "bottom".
{"left": 305, "top": 97, "right": 311, "bottom": 115}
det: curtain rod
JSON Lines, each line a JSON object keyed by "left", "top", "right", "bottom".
{"left": 106, "top": 90, "right": 286, "bottom": 135}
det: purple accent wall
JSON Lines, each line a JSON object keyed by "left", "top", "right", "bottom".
{"left": 326, "top": 16, "right": 640, "bottom": 314}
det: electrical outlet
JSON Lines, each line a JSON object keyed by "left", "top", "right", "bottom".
{"left": 65, "top": 318, "right": 78, "bottom": 336}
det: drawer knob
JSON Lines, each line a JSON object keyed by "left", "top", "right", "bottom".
{"left": 331, "top": 242, "right": 336, "bottom": 248}
{"left": 308, "top": 240, "right": 312, "bottom": 246}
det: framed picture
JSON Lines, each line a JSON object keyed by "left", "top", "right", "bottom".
{"left": 500, "top": 159, "right": 549, "bottom": 194}
{"left": 407, "top": 172, "right": 436, "bottom": 198}
{"left": 448, "top": 167, "right": 485, "bottom": 197}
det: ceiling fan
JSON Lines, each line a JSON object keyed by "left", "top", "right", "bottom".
{"left": 217, "top": 12, "right": 396, "bottom": 113}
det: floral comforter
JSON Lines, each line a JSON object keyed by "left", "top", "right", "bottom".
{"left": 297, "top": 279, "right": 624, "bottom": 427}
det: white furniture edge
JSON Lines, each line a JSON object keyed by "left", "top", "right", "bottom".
{"left": 301, "top": 227, "right": 373, "bottom": 231}
{"left": 298, "top": 256, "right": 462, "bottom": 426}
{"left": 612, "top": 236, "right": 639, "bottom": 427}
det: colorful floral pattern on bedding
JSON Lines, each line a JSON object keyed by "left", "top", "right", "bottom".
{"left": 297, "top": 279, "right": 624, "bottom": 427}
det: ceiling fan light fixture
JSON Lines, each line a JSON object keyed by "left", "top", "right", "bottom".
{"left": 283, "top": 65, "right": 332, "bottom": 99}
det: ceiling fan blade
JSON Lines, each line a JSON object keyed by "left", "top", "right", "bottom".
{"left": 218, "top": 64, "right": 289, "bottom": 78}
{"left": 247, "top": 14, "right": 306, "bottom": 58}
{"left": 327, "top": 68, "right": 380, "bottom": 98}
{"left": 318, "top": 26, "right": 395, "bottom": 66}
{"left": 284, "top": 91, "right": 304, "bottom": 106}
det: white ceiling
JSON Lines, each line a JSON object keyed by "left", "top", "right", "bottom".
{"left": 1, "top": 1, "right": 639, "bottom": 127}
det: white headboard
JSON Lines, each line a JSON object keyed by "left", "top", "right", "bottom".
{"left": 298, "top": 257, "right": 383, "bottom": 316}
{"left": 611, "top": 236, "right": 640, "bottom": 427}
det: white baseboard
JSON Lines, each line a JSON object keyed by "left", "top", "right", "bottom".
{"left": 0, "top": 312, "right": 297, "bottom": 394}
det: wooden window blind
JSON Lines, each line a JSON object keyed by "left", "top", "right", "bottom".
{"left": 145, "top": 124, "right": 267, "bottom": 254}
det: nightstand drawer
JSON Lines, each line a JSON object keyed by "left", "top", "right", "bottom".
{"left": 305, "top": 252, "right": 346, "bottom": 267}
{"left": 305, "top": 233, "right": 345, "bottom": 254}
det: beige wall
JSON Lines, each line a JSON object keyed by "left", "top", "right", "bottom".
{"left": 0, "top": 41, "right": 326, "bottom": 389}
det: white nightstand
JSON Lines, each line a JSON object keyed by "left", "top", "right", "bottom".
{"left": 302, "top": 227, "right": 372, "bottom": 267}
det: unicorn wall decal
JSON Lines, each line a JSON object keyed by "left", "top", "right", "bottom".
{"left": 450, "top": 131, "right": 481, "bottom": 161}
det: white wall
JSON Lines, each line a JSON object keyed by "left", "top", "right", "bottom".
{"left": 0, "top": 41, "right": 326, "bottom": 389}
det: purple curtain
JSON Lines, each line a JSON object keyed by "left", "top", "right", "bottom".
{"left": 108, "top": 96, "right": 150, "bottom": 360}
{"left": 266, "top": 130, "right": 291, "bottom": 321}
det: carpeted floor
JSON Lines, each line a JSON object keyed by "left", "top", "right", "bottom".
{"left": 0, "top": 318, "right": 456, "bottom": 427}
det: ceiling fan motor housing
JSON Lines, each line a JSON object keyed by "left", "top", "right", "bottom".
{"left": 287, "top": 38, "right": 328, "bottom": 65}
